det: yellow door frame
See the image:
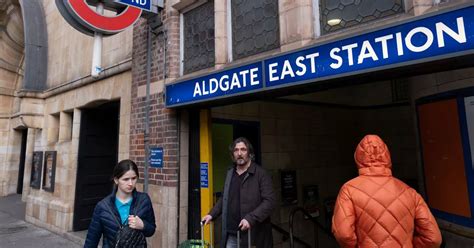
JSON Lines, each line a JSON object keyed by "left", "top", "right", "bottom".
{"left": 200, "top": 109, "right": 214, "bottom": 245}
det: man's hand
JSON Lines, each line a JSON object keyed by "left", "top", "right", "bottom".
{"left": 201, "top": 215, "right": 213, "bottom": 225}
{"left": 238, "top": 219, "right": 251, "bottom": 231}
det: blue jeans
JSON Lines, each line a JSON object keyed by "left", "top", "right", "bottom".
{"left": 226, "top": 234, "right": 238, "bottom": 248}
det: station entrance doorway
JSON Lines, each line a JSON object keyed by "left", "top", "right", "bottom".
{"left": 190, "top": 78, "right": 419, "bottom": 247}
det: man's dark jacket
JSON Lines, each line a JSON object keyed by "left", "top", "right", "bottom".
{"left": 209, "top": 162, "right": 276, "bottom": 248}
{"left": 84, "top": 189, "right": 156, "bottom": 248}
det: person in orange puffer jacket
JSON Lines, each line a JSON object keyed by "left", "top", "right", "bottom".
{"left": 332, "top": 134, "right": 442, "bottom": 248}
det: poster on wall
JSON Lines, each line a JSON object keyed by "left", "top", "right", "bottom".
{"left": 464, "top": 96, "right": 474, "bottom": 170}
{"left": 30, "top": 151, "right": 43, "bottom": 189}
{"left": 149, "top": 147, "right": 163, "bottom": 168}
{"left": 42, "top": 151, "right": 57, "bottom": 192}
{"left": 200, "top": 163, "right": 208, "bottom": 188}
{"left": 280, "top": 170, "right": 297, "bottom": 205}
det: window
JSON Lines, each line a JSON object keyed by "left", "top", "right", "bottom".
{"left": 182, "top": 0, "right": 215, "bottom": 74}
{"left": 320, "top": 0, "right": 404, "bottom": 34}
{"left": 230, "top": 0, "right": 280, "bottom": 60}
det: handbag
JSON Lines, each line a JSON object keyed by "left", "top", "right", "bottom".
{"left": 105, "top": 196, "right": 147, "bottom": 248}
{"left": 114, "top": 223, "right": 146, "bottom": 248}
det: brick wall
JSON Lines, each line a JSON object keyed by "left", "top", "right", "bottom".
{"left": 130, "top": 8, "right": 181, "bottom": 187}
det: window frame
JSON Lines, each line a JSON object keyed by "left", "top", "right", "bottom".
{"left": 179, "top": 0, "right": 214, "bottom": 76}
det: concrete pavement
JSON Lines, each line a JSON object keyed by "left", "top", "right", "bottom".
{"left": 0, "top": 194, "right": 82, "bottom": 248}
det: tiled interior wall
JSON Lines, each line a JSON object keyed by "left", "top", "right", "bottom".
{"left": 211, "top": 100, "right": 417, "bottom": 246}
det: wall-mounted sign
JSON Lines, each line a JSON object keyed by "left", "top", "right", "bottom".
{"left": 200, "top": 163, "right": 209, "bottom": 188}
{"left": 43, "top": 151, "right": 57, "bottom": 193}
{"left": 280, "top": 170, "right": 297, "bottom": 205}
{"left": 166, "top": 62, "right": 263, "bottom": 106}
{"left": 56, "top": 0, "right": 142, "bottom": 36}
{"left": 149, "top": 147, "right": 163, "bottom": 168}
{"left": 116, "top": 0, "right": 151, "bottom": 11}
{"left": 166, "top": 4, "right": 474, "bottom": 107}
{"left": 114, "top": 0, "right": 163, "bottom": 13}
{"left": 30, "top": 151, "right": 43, "bottom": 189}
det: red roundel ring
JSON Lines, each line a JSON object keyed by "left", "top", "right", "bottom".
{"left": 65, "top": 0, "right": 142, "bottom": 35}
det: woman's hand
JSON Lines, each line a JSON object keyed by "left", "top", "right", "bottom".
{"left": 128, "top": 215, "right": 144, "bottom": 230}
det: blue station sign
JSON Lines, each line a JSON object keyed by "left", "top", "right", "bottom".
{"left": 166, "top": 4, "right": 474, "bottom": 107}
{"left": 200, "top": 163, "right": 209, "bottom": 188}
{"left": 167, "top": 62, "right": 263, "bottom": 106}
{"left": 116, "top": 0, "right": 151, "bottom": 11}
{"left": 149, "top": 147, "right": 163, "bottom": 168}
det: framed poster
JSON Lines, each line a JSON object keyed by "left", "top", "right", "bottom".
{"left": 280, "top": 170, "right": 297, "bottom": 205}
{"left": 42, "top": 151, "right": 57, "bottom": 192}
{"left": 30, "top": 151, "right": 43, "bottom": 189}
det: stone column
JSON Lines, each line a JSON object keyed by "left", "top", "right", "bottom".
{"left": 406, "top": 0, "right": 434, "bottom": 16}
{"left": 279, "top": 0, "right": 315, "bottom": 51}
{"left": 215, "top": 0, "right": 228, "bottom": 68}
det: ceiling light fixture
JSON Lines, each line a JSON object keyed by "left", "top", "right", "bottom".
{"left": 327, "top": 18, "right": 342, "bottom": 26}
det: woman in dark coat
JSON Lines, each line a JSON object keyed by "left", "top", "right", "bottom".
{"left": 84, "top": 159, "right": 156, "bottom": 248}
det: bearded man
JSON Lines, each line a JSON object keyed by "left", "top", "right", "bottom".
{"left": 202, "top": 137, "right": 276, "bottom": 248}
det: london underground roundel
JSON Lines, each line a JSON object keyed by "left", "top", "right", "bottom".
{"left": 56, "top": 0, "right": 142, "bottom": 36}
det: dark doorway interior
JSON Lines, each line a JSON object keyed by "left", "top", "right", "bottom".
{"left": 73, "top": 101, "right": 120, "bottom": 231}
{"left": 16, "top": 129, "right": 27, "bottom": 194}
{"left": 214, "top": 119, "right": 261, "bottom": 164}
{"left": 231, "top": 120, "right": 261, "bottom": 165}
{"left": 188, "top": 110, "right": 202, "bottom": 239}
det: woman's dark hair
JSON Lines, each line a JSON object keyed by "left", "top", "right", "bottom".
{"left": 229, "top": 137, "right": 255, "bottom": 161}
{"left": 113, "top": 159, "right": 140, "bottom": 180}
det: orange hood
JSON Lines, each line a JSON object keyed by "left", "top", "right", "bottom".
{"left": 354, "top": 134, "right": 392, "bottom": 176}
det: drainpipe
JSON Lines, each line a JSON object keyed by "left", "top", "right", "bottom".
{"left": 163, "top": 31, "right": 167, "bottom": 79}
{"left": 144, "top": 22, "right": 152, "bottom": 193}
{"left": 144, "top": 14, "right": 164, "bottom": 193}
{"left": 151, "top": 26, "right": 176, "bottom": 246}
{"left": 91, "top": 3, "right": 103, "bottom": 78}
{"left": 150, "top": 26, "right": 176, "bottom": 246}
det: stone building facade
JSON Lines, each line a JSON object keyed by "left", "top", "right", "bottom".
{"left": 1, "top": 0, "right": 474, "bottom": 248}
{"left": 131, "top": 0, "right": 474, "bottom": 247}
{"left": 0, "top": 0, "right": 134, "bottom": 237}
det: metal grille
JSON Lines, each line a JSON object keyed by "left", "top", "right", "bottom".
{"left": 320, "top": 0, "right": 404, "bottom": 33}
{"left": 232, "top": 0, "right": 280, "bottom": 60}
{"left": 183, "top": 1, "right": 215, "bottom": 74}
